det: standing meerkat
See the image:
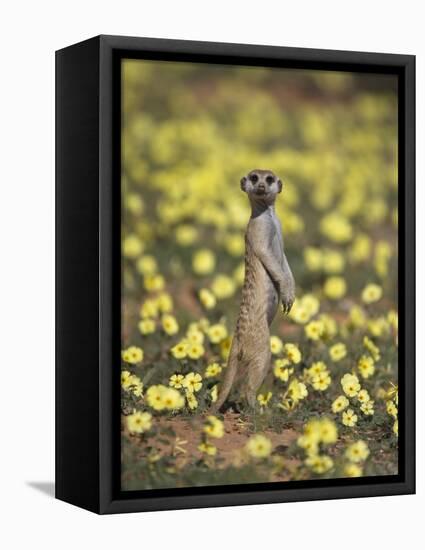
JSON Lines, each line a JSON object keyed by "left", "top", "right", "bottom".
{"left": 212, "top": 169, "right": 295, "bottom": 412}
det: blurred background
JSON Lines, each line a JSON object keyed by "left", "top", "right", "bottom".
{"left": 121, "top": 59, "right": 398, "bottom": 339}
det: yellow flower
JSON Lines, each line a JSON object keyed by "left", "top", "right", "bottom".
{"left": 204, "top": 416, "right": 224, "bottom": 438}
{"left": 162, "top": 314, "right": 179, "bottom": 335}
{"left": 220, "top": 336, "right": 232, "bottom": 360}
{"left": 156, "top": 292, "right": 173, "bottom": 313}
{"left": 361, "top": 283, "right": 383, "bottom": 304}
{"left": 187, "top": 342, "right": 205, "bottom": 360}
{"left": 345, "top": 440, "right": 370, "bottom": 462}
{"left": 305, "top": 454, "right": 334, "bottom": 474}
{"left": 357, "top": 389, "right": 370, "bottom": 404}
{"left": 257, "top": 392, "right": 273, "bottom": 406}
{"left": 121, "top": 346, "right": 144, "bottom": 364}
{"left": 308, "top": 361, "right": 328, "bottom": 376}
{"left": 136, "top": 255, "right": 157, "bottom": 276}
{"left": 121, "top": 371, "right": 143, "bottom": 396}
{"left": 127, "top": 411, "right": 152, "bottom": 434}
{"left": 246, "top": 434, "right": 272, "bottom": 458}
{"left": 198, "top": 442, "right": 217, "bottom": 456}
{"left": 307, "top": 361, "right": 327, "bottom": 379}
{"left": 323, "top": 249, "right": 345, "bottom": 274}
{"left": 132, "top": 378, "right": 143, "bottom": 397}
{"left": 329, "top": 342, "right": 347, "bottom": 362}
{"left": 302, "top": 419, "right": 322, "bottom": 442}
{"left": 342, "top": 408, "right": 358, "bottom": 427}
{"left": 199, "top": 288, "right": 216, "bottom": 309}
{"left": 284, "top": 343, "right": 302, "bottom": 364}
{"left": 320, "top": 212, "right": 353, "bottom": 243}
{"left": 363, "top": 336, "right": 380, "bottom": 361}
{"left": 319, "top": 314, "right": 337, "bottom": 339}
{"left": 186, "top": 391, "right": 198, "bottom": 410}
{"left": 305, "top": 320, "right": 324, "bottom": 341}
{"left": 123, "top": 234, "right": 143, "bottom": 258}
{"left": 162, "top": 387, "right": 185, "bottom": 410}
{"left": 341, "top": 373, "right": 361, "bottom": 397}
{"left": 175, "top": 224, "right": 198, "bottom": 246}
{"left": 270, "top": 335, "right": 283, "bottom": 355}
{"left": 323, "top": 276, "right": 346, "bottom": 300}
{"left": 224, "top": 233, "right": 245, "bottom": 256}
{"left": 169, "top": 373, "right": 185, "bottom": 389}
{"left": 349, "top": 234, "right": 371, "bottom": 264}
{"left": 186, "top": 327, "right": 204, "bottom": 344}
{"left": 211, "top": 274, "right": 236, "bottom": 299}
{"left": 210, "top": 384, "right": 218, "bottom": 403}
{"left": 125, "top": 193, "right": 144, "bottom": 215}
{"left": 140, "top": 298, "right": 159, "bottom": 319}
{"left": 349, "top": 305, "right": 367, "bottom": 328}
{"left": 360, "top": 400, "right": 374, "bottom": 415}
{"left": 289, "top": 293, "right": 320, "bottom": 324}
{"left": 205, "top": 362, "right": 222, "bottom": 378}
{"left": 287, "top": 379, "right": 308, "bottom": 402}
{"left": 192, "top": 249, "right": 216, "bottom": 275}
{"left": 344, "top": 463, "right": 363, "bottom": 477}
{"left": 170, "top": 340, "right": 188, "bottom": 359}
{"left": 301, "top": 294, "right": 320, "bottom": 317}
{"left": 312, "top": 371, "right": 331, "bottom": 391}
{"left": 357, "top": 355, "right": 375, "bottom": 379}
{"left": 367, "top": 317, "right": 389, "bottom": 337}
{"left": 145, "top": 385, "right": 166, "bottom": 411}
{"left": 297, "top": 435, "right": 319, "bottom": 456}
{"left": 144, "top": 273, "right": 165, "bottom": 292}
{"left": 319, "top": 418, "right": 338, "bottom": 444}
{"left": 182, "top": 372, "right": 202, "bottom": 392}
{"left": 138, "top": 318, "right": 155, "bottom": 335}
{"left": 207, "top": 323, "right": 228, "bottom": 344}
{"left": 386, "top": 400, "right": 398, "bottom": 418}
{"left": 121, "top": 370, "right": 133, "bottom": 389}
{"left": 273, "top": 358, "right": 292, "bottom": 382}
{"left": 289, "top": 304, "right": 311, "bottom": 324}
{"left": 332, "top": 395, "right": 349, "bottom": 413}
{"left": 304, "top": 247, "right": 323, "bottom": 271}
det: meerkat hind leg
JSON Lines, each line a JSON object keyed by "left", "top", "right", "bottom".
{"left": 241, "top": 347, "right": 271, "bottom": 409}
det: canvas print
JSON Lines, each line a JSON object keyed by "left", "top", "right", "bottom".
{"left": 120, "top": 59, "right": 399, "bottom": 491}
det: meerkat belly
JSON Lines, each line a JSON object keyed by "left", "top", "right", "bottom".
{"left": 238, "top": 255, "right": 277, "bottom": 339}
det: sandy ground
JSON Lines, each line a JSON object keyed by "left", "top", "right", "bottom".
{"left": 152, "top": 412, "right": 301, "bottom": 479}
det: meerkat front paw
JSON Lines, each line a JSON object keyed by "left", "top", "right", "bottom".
{"left": 281, "top": 291, "right": 295, "bottom": 315}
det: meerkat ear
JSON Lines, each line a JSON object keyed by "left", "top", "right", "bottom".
{"left": 277, "top": 179, "right": 283, "bottom": 193}
{"left": 240, "top": 176, "right": 247, "bottom": 192}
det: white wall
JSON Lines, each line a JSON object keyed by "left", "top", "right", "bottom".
{"left": 1, "top": 1, "right": 422, "bottom": 548}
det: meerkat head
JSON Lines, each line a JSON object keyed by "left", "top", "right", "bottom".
{"left": 240, "top": 169, "right": 282, "bottom": 204}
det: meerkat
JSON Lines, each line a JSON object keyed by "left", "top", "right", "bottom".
{"left": 211, "top": 169, "right": 295, "bottom": 412}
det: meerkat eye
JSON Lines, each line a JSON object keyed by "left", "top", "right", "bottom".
{"left": 266, "top": 175, "right": 275, "bottom": 184}
{"left": 250, "top": 174, "right": 259, "bottom": 183}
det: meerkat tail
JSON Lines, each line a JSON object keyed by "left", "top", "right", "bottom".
{"left": 210, "top": 338, "right": 240, "bottom": 412}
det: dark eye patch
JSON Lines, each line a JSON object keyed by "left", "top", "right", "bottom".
{"left": 250, "top": 174, "right": 259, "bottom": 183}
{"left": 266, "top": 175, "right": 275, "bottom": 184}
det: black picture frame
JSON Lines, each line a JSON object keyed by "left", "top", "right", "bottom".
{"left": 56, "top": 35, "right": 415, "bottom": 514}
